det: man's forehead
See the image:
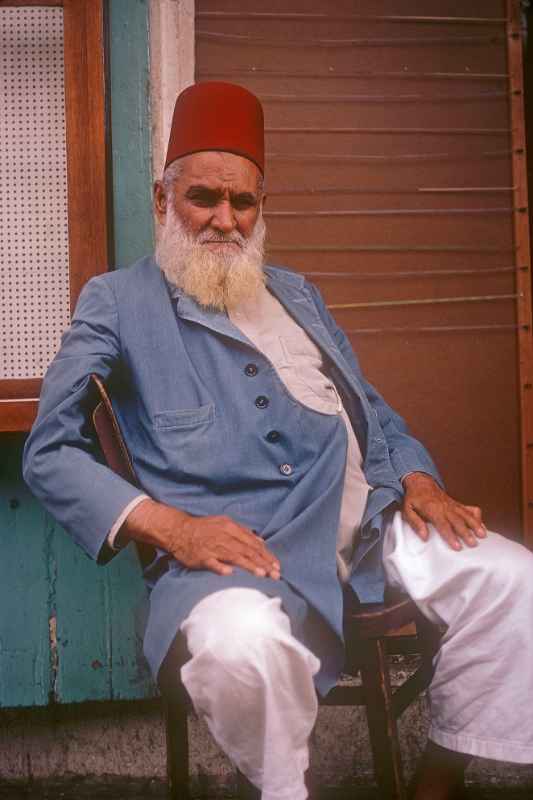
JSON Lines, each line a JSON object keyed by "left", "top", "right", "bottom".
{"left": 177, "top": 151, "right": 260, "bottom": 189}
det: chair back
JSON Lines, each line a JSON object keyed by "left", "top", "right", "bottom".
{"left": 91, "top": 373, "right": 139, "bottom": 486}
{"left": 91, "top": 374, "right": 156, "bottom": 565}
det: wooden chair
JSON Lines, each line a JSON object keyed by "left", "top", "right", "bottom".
{"left": 90, "top": 373, "right": 439, "bottom": 800}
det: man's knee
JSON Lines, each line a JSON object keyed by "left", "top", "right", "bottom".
{"left": 476, "top": 533, "right": 533, "bottom": 603}
{"left": 182, "top": 588, "right": 292, "bottom": 668}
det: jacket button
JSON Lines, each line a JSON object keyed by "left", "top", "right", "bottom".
{"left": 266, "top": 430, "right": 280, "bottom": 443}
{"left": 244, "top": 363, "right": 258, "bottom": 377}
{"left": 279, "top": 463, "right": 293, "bottom": 476}
{"left": 255, "top": 395, "right": 269, "bottom": 409}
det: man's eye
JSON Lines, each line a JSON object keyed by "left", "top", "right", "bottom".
{"left": 233, "top": 198, "right": 256, "bottom": 210}
{"left": 192, "top": 197, "right": 215, "bottom": 207}
{"left": 185, "top": 191, "right": 219, "bottom": 206}
{"left": 190, "top": 193, "right": 216, "bottom": 205}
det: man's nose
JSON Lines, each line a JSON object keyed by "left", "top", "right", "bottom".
{"left": 211, "top": 201, "right": 236, "bottom": 233}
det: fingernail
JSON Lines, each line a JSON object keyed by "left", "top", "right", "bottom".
{"left": 478, "top": 527, "right": 487, "bottom": 537}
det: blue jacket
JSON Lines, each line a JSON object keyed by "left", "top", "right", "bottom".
{"left": 23, "top": 257, "right": 441, "bottom": 694}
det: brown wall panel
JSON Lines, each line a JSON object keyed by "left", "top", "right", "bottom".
{"left": 333, "top": 302, "right": 516, "bottom": 331}
{"left": 266, "top": 215, "right": 514, "bottom": 248}
{"left": 197, "top": 40, "right": 508, "bottom": 77}
{"left": 196, "top": 0, "right": 532, "bottom": 542}
{"left": 203, "top": 75, "right": 510, "bottom": 99}
{"left": 198, "top": 1, "right": 505, "bottom": 14}
{"left": 266, "top": 132, "right": 511, "bottom": 158}
{"left": 354, "top": 332, "right": 521, "bottom": 538}
{"left": 266, "top": 158, "right": 514, "bottom": 193}
{"left": 314, "top": 273, "right": 516, "bottom": 307}
{"left": 270, "top": 192, "right": 514, "bottom": 212}
{"left": 269, "top": 254, "right": 518, "bottom": 278}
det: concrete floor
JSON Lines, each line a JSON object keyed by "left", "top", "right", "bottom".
{"left": 3, "top": 677, "right": 533, "bottom": 800}
{"left": 0, "top": 783, "right": 532, "bottom": 799}
{"left": 0, "top": 792, "right": 531, "bottom": 799}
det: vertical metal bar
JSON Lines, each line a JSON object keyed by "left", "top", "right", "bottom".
{"left": 507, "top": 0, "right": 533, "bottom": 549}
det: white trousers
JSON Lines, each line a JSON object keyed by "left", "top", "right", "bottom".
{"left": 180, "top": 512, "right": 533, "bottom": 799}
{"left": 383, "top": 512, "right": 533, "bottom": 763}
{"left": 180, "top": 588, "right": 320, "bottom": 800}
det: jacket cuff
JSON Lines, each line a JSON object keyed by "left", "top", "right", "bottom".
{"left": 391, "top": 450, "right": 445, "bottom": 489}
{"left": 107, "top": 494, "right": 150, "bottom": 550}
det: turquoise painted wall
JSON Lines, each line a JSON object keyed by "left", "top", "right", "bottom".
{"left": 0, "top": 0, "right": 155, "bottom": 708}
{"left": 109, "top": 0, "right": 155, "bottom": 267}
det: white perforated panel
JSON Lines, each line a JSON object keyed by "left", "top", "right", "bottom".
{"left": 0, "top": 7, "right": 70, "bottom": 380}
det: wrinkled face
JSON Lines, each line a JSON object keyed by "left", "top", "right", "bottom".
{"left": 153, "top": 151, "right": 267, "bottom": 312}
{"left": 154, "top": 150, "right": 263, "bottom": 248}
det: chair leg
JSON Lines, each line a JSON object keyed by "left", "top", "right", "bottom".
{"left": 416, "top": 613, "right": 441, "bottom": 669}
{"left": 359, "top": 637, "right": 407, "bottom": 800}
{"left": 165, "top": 698, "right": 190, "bottom": 800}
{"left": 236, "top": 769, "right": 261, "bottom": 800}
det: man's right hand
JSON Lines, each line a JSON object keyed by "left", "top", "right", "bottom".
{"left": 120, "top": 498, "right": 281, "bottom": 580}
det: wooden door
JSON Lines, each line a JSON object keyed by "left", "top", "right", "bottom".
{"left": 0, "top": 0, "right": 110, "bottom": 431}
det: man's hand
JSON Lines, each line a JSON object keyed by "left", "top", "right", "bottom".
{"left": 402, "top": 472, "right": 486, "bottom": 550}
{"left": 174, "top": 513, "right": 281, "bottom": 578}
{"left": 121, "top": 499, "right": 281, "bottom": 579}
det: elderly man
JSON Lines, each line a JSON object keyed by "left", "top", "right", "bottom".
{"left": 24, "top": 83, "right": 533, "bottom": 800}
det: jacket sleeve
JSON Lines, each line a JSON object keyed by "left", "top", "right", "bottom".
{"left": 23, "top": 274, "right": 145, "bottom": 563}
{"left": 306, "top": 281, "right": 444, "bottom": 487}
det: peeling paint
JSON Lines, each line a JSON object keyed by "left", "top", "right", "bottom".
{"left": 46, "top": 515, "right": 58, "bottom": 704}
{"left": 48, "top": 615, "right": 58, "bottom": 703}
{"left": 104, "top": 573, "right": 113, "bottom": 699}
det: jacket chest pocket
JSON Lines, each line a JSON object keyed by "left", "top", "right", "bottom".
{"left": 154, "top": 403, "right": 215, "bottom": 431}
{"left": 151, "top": 403, "right": 221, "bottom": 478}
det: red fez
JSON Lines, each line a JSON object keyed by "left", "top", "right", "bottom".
{"left": 164, "top": 82, "right": 265, "bottom": 174}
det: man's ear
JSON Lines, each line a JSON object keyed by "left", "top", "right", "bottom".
{"left": 153, "top": 181, "right": 167, "bottom": 224}
{"left": 260, "top": 192, "right": 267, "bottom": 211}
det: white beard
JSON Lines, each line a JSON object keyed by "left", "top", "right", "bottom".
{"left": 155, "top": 204, "right": 266, "bottom": 312}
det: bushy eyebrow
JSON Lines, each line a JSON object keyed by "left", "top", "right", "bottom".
{"left": 231, "top": 191, "right": 258, "bottom": 206}
{"left": 184, "top": 185, "right": 258, "bottom": 206}
{"left": 185, "top": 185, "right": 222, "bottom": 202}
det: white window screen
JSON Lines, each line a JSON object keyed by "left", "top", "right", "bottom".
{"left": 0, "top": 7, "right": 70, "bottom": 380}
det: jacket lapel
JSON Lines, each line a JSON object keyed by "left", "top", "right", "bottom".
{"left": 170, "top": 285, "right": 252, "bottom": 348}
{"left": 265, "top": 267, "right": 362, "bottom": 389}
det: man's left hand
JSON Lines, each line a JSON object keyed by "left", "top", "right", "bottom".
{"left": 402, "top": 472, "right": 487, "bottom": 550}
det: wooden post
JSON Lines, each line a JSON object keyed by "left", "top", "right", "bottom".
{"left": 165, "top": 698, "right": 190, "bottom": 800}
{"left": 507, "top": 0, "right": 533, "bottom": 549}
{"left": 359, "top": 638, "right": 406, "bottom": 800}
